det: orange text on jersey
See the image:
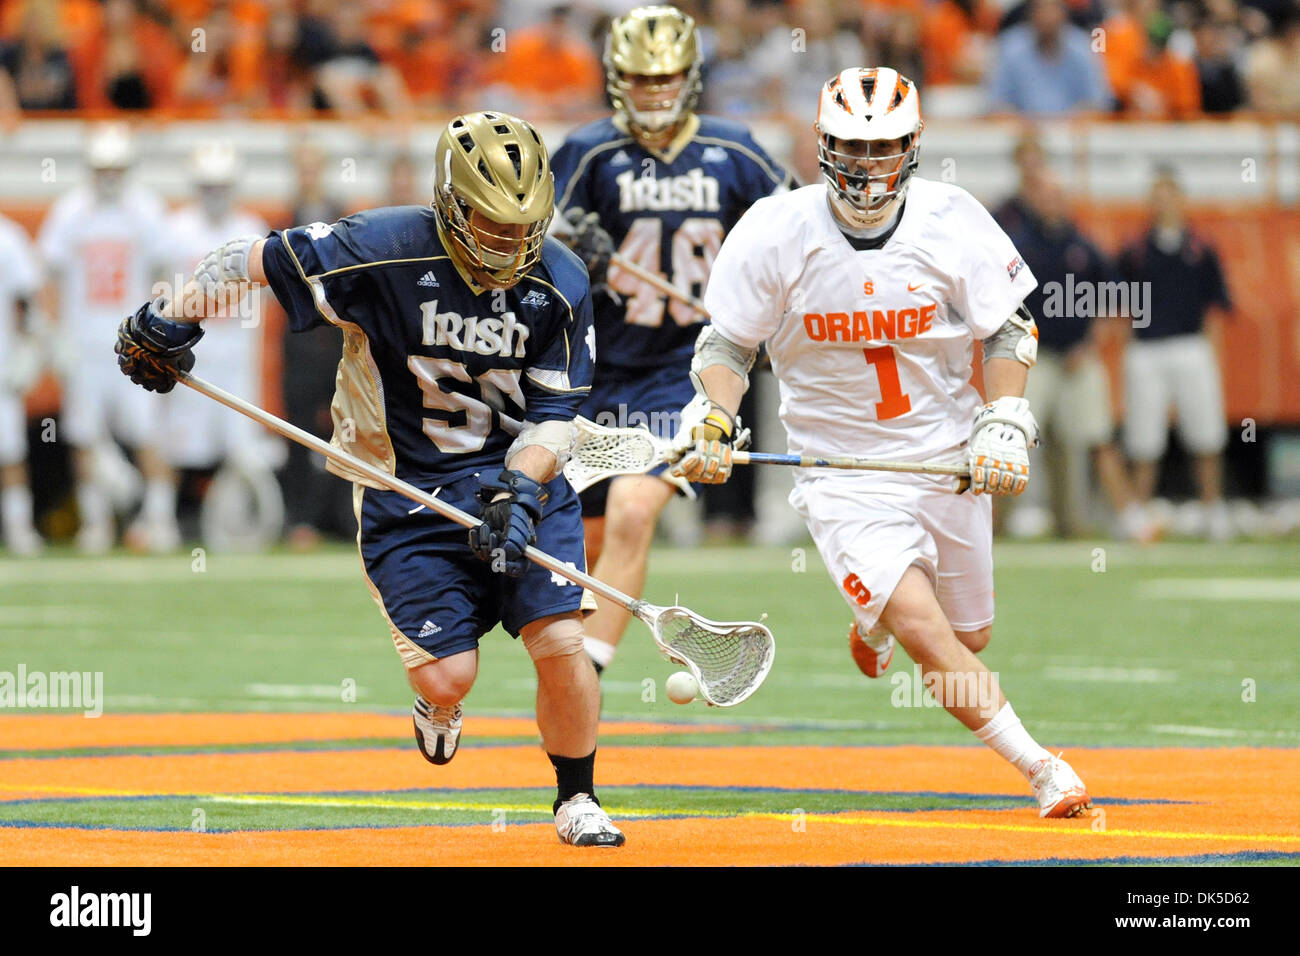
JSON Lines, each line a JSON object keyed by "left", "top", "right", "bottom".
{"left": 803, "top": 304, "right": 935, "bottom": 343}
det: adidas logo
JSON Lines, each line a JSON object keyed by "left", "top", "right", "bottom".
{"left": 700, "top": 146, "right": 728, "bottom": 163}
{"left": 520, "top": 289, "right": 549, "bottom": 308}
{"left": 610, "top": 149, "right": 631, "bottom": 167}
{"left": 418, "top": 620, "right": 442, "bottom": 638}
{"left": 417, "top": 271, "right": 439, "bottom": 288}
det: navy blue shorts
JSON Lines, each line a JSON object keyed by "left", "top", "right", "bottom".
{"left": 358, "top": 471, "right": 588, "bottom": 662}
{"left": 578, "top": 363, "right": 695, "bottom": 517}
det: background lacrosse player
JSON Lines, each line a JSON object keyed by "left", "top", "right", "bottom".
{"left": 115, "top": 112, "right": 626, "bottom": 848}
{"left": 0, "top": 209, "right": 43, "bottom": 555}
{"left": 549, "top": 4, "right": 793, "bottom": 675}
{"left": 676, "top": 67, "right": 1092, "bottom": 818}
{"left": 38, "top": 123, "right": 175, "bottom": 553}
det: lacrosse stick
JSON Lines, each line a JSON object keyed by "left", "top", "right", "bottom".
{"left": 176, "top": 372, "right": 774, "bottom": 706}
{"left": 609, "top": 251, "right": 709, "bottom": 318}
{"left": 566, "top": 417, "right": 971, "bottom": 492}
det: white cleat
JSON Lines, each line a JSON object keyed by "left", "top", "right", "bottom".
{"left": 75, "top": 523, "right": 114, "bottom": 555}
{"left": 124, "top": 517, "right": 181, "bottom": 554}
{"left": 1030, "top": 753, "right": 1093, "bottom": 819}
{"left": 4, "top": 527, "right": 44, "bottom": 557}
{"left": 412, "top": 696, "right": 462, "bottom": 766}
{"left": 554, "top": 793, "right": 626, "bottom": 847}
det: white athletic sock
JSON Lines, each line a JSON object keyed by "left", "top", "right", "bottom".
{"left": 1, "top": 486, "right": 34, "bottom": 534}
{"left": 584, "top": 637, "right": 616, "bottom": 668}
{"left": 142, "top": 479, "right": 177, "bottom": 523}
{"left": 973, "top": 703, "right": 1051, "bottom": 780}
{"left": 76, "top": 483, "right": 111, "bottom": 530}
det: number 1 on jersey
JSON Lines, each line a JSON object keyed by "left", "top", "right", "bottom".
{"left": 863, "top": 346, "right": 911, "bottom": 420}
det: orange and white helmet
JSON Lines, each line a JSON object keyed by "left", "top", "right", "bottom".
{"left": 815, "top": 67, "right": 923, "bottom": 217}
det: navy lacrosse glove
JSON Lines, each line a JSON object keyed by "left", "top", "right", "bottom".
{"left": 115, "top": 299, "right": 204, "bottom": 394}
{"left": 562, "top": 208, "right": 614, "bottom": 291}
{"left": 468, "top": 469, "right": 549, "bottom": 577}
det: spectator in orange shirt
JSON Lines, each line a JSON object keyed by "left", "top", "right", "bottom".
{"left": 484, "top": 4, "right": 602, "bottom": 119}
{"left": 920, "top": 0, "right": 994, "bottom": 87}
{"left": 1103, "top": 0, "right": 1201, "bottom": 117}
{"left": 70, "top": 0, "right": 181, "bottom": 111}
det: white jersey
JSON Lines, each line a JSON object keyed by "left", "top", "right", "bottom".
{"left": 704, "top": 179, "right": 1037, "bottom": 464}
{"left": 37, "top": 184, "right": 171, "bottom": 357}
{"left": 0, "top": 214, "right": 40, "bottom": 353}
{"left": 163, "top": 204, "right": 269, "bottom": 381}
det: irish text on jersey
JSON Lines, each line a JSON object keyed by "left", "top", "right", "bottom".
{"left": 616, "top": 169, "right": 720, "bottom": 213}
{"left": 421, "top": 301, "right": 531, "bottom": 358}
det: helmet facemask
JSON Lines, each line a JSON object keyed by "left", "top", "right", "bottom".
{"left": 817, "top": 131, "right": 920, "bottom": 217}
{"left": 438, "top": 188, "right": 551, "bottom": 291}
{"left": 609, "top": 63, "right": 701, "bottom": 142}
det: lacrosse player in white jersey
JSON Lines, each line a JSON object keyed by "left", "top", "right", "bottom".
{"left": 0, "top": 212, "right": 44, "bottom": 555}
{"left": 38, "top": 123, "right": 176, "bottom": 553}
{"left": 675, "top": 67, "right": 1091, "bottom": 818}
{"left": 157, "top": 142, "right": 280, "bottom": 544}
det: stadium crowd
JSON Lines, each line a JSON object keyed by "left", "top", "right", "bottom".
{"left": 0, "top": 0, "right": 1297, "bottom": 121}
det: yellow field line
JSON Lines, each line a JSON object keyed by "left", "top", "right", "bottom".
{"left": 746, "top": 812, "right": 1300, "bottom": 845}
{"left": 3, "top": 783, "right": 1295, "bottom": 845}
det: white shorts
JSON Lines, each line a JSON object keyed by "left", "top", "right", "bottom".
{"left": 1123, "top": 335, "right": 1227, "bottom": 460}
{"left": 790, "top": 468, "right": 995, "bottom": 635}
{"left": 1025, "top": 348, "right": 1114, "bottom": 449}
{"left": 160, "top": 367, "right": 259, "bottom": 468}
{"left": 62, "top": 360, "right": 165, "bottom": 449}
{"left": 0, "top": 391, "right": 25, "bottom": 466}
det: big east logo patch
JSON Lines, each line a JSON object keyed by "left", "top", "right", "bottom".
{"left": 803, "top": 304, "right": 936, "bottom": 343}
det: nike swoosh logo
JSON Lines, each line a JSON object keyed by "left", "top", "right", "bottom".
{"left": 908, "top": 282, "right": 925, "bottom": 292}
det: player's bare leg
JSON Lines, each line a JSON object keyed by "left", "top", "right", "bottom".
{"left": 523, "top": 611, "right": 624, "bottom": 846}
{"left": 1195, "top": 452, "right": 1232, "bottom": 540}
{"left": 582, "top": 474, "right": 675, "bottom": 671}
{"left": 407, "top": 649, "right": 476, "bottom": 766}
{"left": 881, "top": 566, "right": 1091, "bottom": 817}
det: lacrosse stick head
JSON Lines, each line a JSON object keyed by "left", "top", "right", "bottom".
{"left": 633, "top": 602, "right": 775, "bottom": 707}
{"left": 564, "top": 416, "right": 668, "bottom": 493}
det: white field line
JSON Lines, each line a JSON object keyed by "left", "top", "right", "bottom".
{"left": 1138, "top": 578, "right": 1300, "bottom": 601}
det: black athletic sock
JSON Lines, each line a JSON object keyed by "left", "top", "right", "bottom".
{"left": 589, "top": 656, "right": 605, "bottom": 675}
{"left": 550, "top": 749, "right": 597, "bottom": 812}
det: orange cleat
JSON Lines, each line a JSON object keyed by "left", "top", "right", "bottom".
{"left": 848, "top": 623, "right": 895, "bottom": 678}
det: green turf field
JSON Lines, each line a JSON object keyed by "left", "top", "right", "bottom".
{"left": 3, "top": 539, "right": 1297, "bottom": 749}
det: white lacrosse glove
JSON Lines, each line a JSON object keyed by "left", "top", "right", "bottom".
{"left": 967, "top": 396, "right": 1039, "bottom": 496}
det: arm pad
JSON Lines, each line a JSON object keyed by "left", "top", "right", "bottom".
{"left": 504, "top": 418, "right": 578, "bottom": 480}
{"left": 192, "top": 234, "right": 262, "bottom": 301}
{"left": 982, "top": 303, "right": 1038, "bottom": 368}
{"left": 691, "top": 324, "right": 760, "bottom": 389}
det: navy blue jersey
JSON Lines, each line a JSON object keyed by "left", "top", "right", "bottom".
{"left": 260, "top": 205, "right": 594, "bottom": 488}
{"left": 1118, "top": 229, "right": 1232, "bottom": 340}
{"left": 551, "top": 114, "right": 792, "bottom": 370}
{"left": 1004, "top": 217, "right": 1119, "bottom": 352}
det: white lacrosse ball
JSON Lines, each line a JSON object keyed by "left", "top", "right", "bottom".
{"left": 665, "top": 671, "right": 699, "bottom": 705}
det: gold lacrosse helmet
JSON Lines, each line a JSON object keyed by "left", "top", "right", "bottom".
{"left": 604, "top": 5, "right": 702, "bottom": 142}
{"left": 432, "top": 111, "right": 555, "bottom": 291}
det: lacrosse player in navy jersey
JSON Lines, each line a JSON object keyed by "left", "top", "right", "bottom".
{"left": 114, "top": 112, "right": 626, "bottom": 848}
{"left": 550, "top": 4, "right": 794, "bottom": 675}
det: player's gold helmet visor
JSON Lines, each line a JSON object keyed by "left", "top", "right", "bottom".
{"left": 433, "top": 112, "right": 555, "bottom": 291}
{"left": 605, "top": 5, "right": 702, "bottom": 136}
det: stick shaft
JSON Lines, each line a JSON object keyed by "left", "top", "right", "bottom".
{"left": 733, "top": 450, "right": 969, "bottom": 477}
{"left": 176, "top": 372, "right": 644, "bottom": 612}
{"left": 609, "top": 251, "right": 709, "bottom": 317}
